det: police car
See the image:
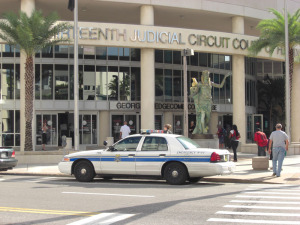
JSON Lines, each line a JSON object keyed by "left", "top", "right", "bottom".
{"left": 58, "top": 131, "right": 235, "bottom": 185}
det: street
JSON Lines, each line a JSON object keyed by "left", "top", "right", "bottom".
{"left": 1, "top": 175, "right": 300, "bottom": 225}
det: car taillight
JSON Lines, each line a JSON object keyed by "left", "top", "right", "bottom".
{"left": 210, "top": 152, "right": 220, "bottom": 162}
{"left": 11, "top": 150, "right": 15, "bottom": 158}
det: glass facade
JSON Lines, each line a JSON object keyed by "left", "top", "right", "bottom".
{"left": 0, "top": 44, "right": 284, "bottom": 147}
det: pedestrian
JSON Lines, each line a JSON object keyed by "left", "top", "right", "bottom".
{"left": 120, "top": 121, "right": 131, "bottom": 139}
{"left": 268, "top": 123, "right": 288, "bottom": 177}
{"left": 254, "top": 128, "right": 268, "bottom": 156}
{"left": 42, "top": 122, "right": 48, "bottom": 150}
{"left": 163, "top": 124, "right": 173, "bottom": 134}
{"left": 189, "top": 121, "right": 195, "bottom": 134}
{"left": 229, "top": 124, "right": 240, "bottom": 162}
{"left": 216, "top": 125, "right": 226, "bottom": 149}
{"left": 224, "top": 124, "right": 231, "bottom": 149}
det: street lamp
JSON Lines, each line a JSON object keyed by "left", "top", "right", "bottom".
{"left": 182, "top": 48, "right": 194, "bottom": 137}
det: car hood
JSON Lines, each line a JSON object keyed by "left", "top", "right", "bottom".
{"left": 64, "top": 149, "right": 106, "bottom": 158}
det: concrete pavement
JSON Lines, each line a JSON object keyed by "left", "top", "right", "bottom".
{"left": 1, "top": 152, "right": 300, "bottom": 184}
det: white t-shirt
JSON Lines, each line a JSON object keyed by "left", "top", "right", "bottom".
{"left": 120, "top": 125, "right": 131, "bottom": 139}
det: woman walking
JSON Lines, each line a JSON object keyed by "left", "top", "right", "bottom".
{"left": 230, "top": 124, "right": 240, "bottom": 162}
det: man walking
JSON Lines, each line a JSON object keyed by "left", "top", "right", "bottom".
{"left": 120, "top": 121, "right": 131, "bottom": 139}
{"left": 268, "top": 124, "right": 288, "bottom": 177}
{"left": 254, "top": 128, "right": 268, "bottom": 156}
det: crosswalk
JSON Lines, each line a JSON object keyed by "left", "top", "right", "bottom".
{"left": 208, "top": 184, "right": 300, "bottom": 224}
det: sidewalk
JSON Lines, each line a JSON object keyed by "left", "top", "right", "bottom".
{"left": 1, "top": 152, "right": 300, "bottom": 184}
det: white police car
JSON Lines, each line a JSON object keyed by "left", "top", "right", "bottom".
{"left": 58, "top": 132, "right": 235, "bottom": 185}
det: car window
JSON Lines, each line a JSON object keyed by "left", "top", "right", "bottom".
{"left": 113, "top": 136, "right": 142, "bottom": 151}
{"left": 142, "top": 137, "right": 168, "bottom": 151}
{"left": 177, "top": 136, "right": 200, "bottom": 149}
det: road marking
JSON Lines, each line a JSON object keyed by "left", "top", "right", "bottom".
{"left": 0, "top": 207, "right": 96, "bottom": 216}
{"left": 207, "top": 218, "right": 300, "bottom": 224}
{"left": 67, "top": 213, "right": 134, "bottom": 225}
{"left": 246, "top": 188, "right": 300, "bottom": 192}
{"left": 62, "top": 191, "right": 155, "bottom": 198}
{"left": 216, "top": 211, "right": 300, "bottom": 217}
{"left": 231, "top": 200, "right": 300, "bottom": 205}
{"left": 0, "top": 178, "right": 5, "bottom": 182}
{"left": 243, "top": 191, "right": 300, "bottom": 195}
{"left": 236, "top": 195, "right": 300, "bottom": 200}
{"left": 224, "top": 205, "right": 300, "bottom": 210}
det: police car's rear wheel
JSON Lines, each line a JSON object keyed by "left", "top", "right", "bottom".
{"left": 164, "top": 162, "right": 188, "bottom": 185}
{"left": 74, "top": 161, "right": 95, "bottom": 182}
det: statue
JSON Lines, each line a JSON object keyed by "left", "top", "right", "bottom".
{"left": 190, "top": 70, "right": 231, "bottom": 134}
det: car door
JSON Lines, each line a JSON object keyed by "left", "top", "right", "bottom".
{"left": 135, "top": 136, "right": 170, "bottom": 176}
{"left": 100, "top": 136, "right": 142, "bottom": 175}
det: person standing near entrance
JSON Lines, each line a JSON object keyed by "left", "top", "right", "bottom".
{"left": 254, "top": 128, "right": 268, "bottom": 156}
{"left": 268, "top": 123, "right": 288, "bottom": 177}
{"left": 230, "top": 124, "right": 240, "bottom": 162}
{"left": 120, "top": 121, "right": 131, "bottom": 139}
{"left": 42, "top": 122, "right": 48, "bottom": 150}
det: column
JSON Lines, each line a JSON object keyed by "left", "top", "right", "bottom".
{"left": 99, "top": 111, "right": 110, "bottom": 146}
{"left": 140, "top": 5, "right": 155, "bottom": 130}
{"left": 20, "top": 0, "right": 35, "bottom": 152}
{"left": 164, "top": 112, "right": 173, "bottom": 132}
{"left": 291, "top": 64, "right": 300, "bottom": 142}
{"left": 232, "top": 16, "right": 246, "bottom": 144}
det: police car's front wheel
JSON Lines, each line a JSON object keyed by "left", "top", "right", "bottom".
{"left": 164, "top": 162, "right": 188, "bottom": 185}
{"left": 74, "top": 161, "right": 95, "bottom": 182}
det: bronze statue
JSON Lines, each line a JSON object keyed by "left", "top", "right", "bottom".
{"left": 190, "top": 70, "right": 231, "bottom": 134}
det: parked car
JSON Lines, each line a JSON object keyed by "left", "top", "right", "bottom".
{"left": 58, "top": 132, "right": 235, "bottom": 185}
{"left": 0, "top": 147, "right": 18, "bottom": 171}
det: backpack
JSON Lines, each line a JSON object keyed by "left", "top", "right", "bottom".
{"left": 259, "top": 132, "right": 268, "bottom": 147}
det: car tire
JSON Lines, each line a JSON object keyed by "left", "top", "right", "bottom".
{"left": 164, "top": 162, "right": 188, "bottom": 185}
{"left": 188, "top": 177, "right": 202, "bottom": 183}
{"left": 74, "top": 161, "right": 95, "bottom": 182}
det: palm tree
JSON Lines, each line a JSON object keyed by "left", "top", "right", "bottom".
{"left": 0, "top": 10, "right": 71, "bottom": 151}
{"left": 248, "top": 8, "right": 300, "bottom": 111}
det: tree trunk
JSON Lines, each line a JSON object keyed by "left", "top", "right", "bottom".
{"left": 24, "top": 56, "right": 34, "bottom": 151}
{"left": 289, "top": 47, "right": 294, "bottom": 98}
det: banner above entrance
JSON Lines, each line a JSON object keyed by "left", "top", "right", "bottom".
{"left": 56, "top": 22, "right": 284, "bottom": 61}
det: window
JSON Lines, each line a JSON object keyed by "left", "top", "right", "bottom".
{"left": 142, "top": 137, "right": 168, "bottom": 151}
{"left": 42, "top": 64, "right": 53, "bottom": 99}
{"left": 55, "top": 65, "right": 68, "bottom": 100}
{"left": 114, "top": 137, "right": 142, "bottom": 151}
{"left": 177, "top": 136, "right": 200, "bottom": 149}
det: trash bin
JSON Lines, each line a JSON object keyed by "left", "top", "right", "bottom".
{"left": 106, "top": 137, "right": 114, "bottom": 146}
{"left": 65, "top": 137, "right": 72, "bottom": 150}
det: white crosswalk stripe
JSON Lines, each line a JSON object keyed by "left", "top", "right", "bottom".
{"left": 207, "top": 184, "right": 300, "bottom": 224}
{"left": 67, "top": 212, "right": 134, "bottom": 225}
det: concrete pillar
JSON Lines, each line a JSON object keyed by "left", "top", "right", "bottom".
{"left": 99, "top": 111, "right": 110, "bottom": 146}
{"left": 209, "top": 112, "right": 218, "bottom": 135}
{"left": 20, "top": 0, "right": 35, "bottom": 152}
{"left": 164, "top": 112, "right": 173, "bottom": 132}
{"left": 140, "top": 5, "right": 155, "bottom": 130}
{"left": 291, "top": 64, "right": 300, "bottom": 142}
{"left": 232, "top": 16, "right": 246, "bottom": 143}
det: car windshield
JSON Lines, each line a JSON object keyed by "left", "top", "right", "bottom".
{"left": 176, "top": 136, "right": 200, "bottom": 149}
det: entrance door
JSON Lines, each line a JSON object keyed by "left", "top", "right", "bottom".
{"left": 247, "top": 114, "right": 263, "bottom": 142}
{"left": 36, "top": 114, "right": 58, "bottom": 146}
{"left": 112, "top": 114, "right": 139, "bottom": 142}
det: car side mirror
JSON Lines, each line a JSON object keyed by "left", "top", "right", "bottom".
{"left": 103, "top": 141, "right": 108, "bottom": 146}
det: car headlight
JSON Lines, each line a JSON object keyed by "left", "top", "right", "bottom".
{"left": 63, "top": 157, "right": 70, "bottom": 162}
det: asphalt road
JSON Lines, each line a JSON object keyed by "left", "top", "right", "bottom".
{"left": 1, "top": 175, "right": 300, "bottom": 225}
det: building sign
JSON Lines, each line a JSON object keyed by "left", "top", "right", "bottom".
{"left": 110, "top": 102, "right": 218, "bottom": 112}
{"left": 55, "top": 22, "right": 284, "bottom": 60}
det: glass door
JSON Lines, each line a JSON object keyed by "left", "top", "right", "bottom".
{"left": 173, "top": 115, "right": 183, "bottom": 135}
{"left": 36, "top": 114, "right": 58, "bottom": 146}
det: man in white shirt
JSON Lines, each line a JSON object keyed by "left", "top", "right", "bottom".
{"left": 120, "top": 121, "right": 131, "bottom": 139}
{"left": 268, "top": 123, "right": 289, "bottom": 177}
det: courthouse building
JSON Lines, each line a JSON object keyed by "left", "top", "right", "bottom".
{"left": 1, "top": 0, "right": 300, "bottom": 153}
